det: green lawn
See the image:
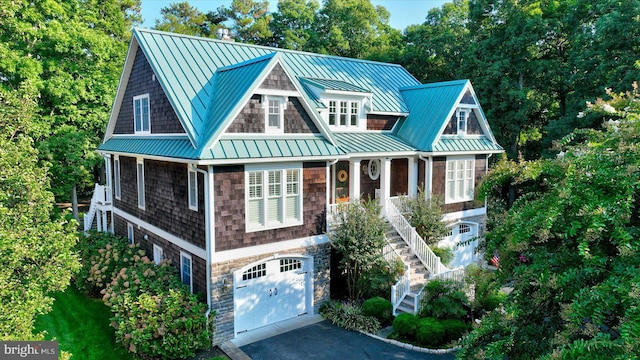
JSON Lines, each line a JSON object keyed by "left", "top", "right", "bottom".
{"left": 34, "top": 285, "right": 135, "bottom": 360}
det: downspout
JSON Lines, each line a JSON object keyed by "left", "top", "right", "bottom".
{"left": 326, "top": 159, "right": 339, "bottom": 234}
{"left": 190, "top": 164, "right": 214, "bottom": 332}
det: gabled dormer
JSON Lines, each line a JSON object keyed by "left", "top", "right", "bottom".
{"left": 300, "top": 78, "right": 373, "bottom": 132}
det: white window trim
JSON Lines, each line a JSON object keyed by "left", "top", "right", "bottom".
{"left": 188, "top": 168, "right": 198, "bottom": 211}
{"left": 127, "top": 222, "right": 134, "bottom": 244}
{"left": 245, "top": 163, "right": 303, "bottom": 233}
{"left": 445, "top": 156, "right": 475, "bottom": 204}
{"left": 137, "top": 158, "right": 145, "bottom": 210}
{"left": 114, "top": 155, "right": 121, "bottom": 200}
{"left": 262, "top": 95, "right": 286, "bottom": 133}
{"left": 180, "top": 251, "right": 193, "bottom": 293}
{"left": 457, "top": 108, "right": 470, "bottom": 135}
{"left": 327, "top": 99, "right": 361, "bottom": 129}
{"left": 153, "top": 244, "right": 164, "bottom": 265}
{"left": 133, "top": 94, "right": 151, "bottom": 134}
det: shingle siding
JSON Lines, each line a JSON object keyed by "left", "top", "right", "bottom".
{"left": 432, "top": 155, "right": 486, "bottom": 213}
{"left": 213, "top": 163, "right": 327, "bottom": 252}
{"left": 226, "top": 96, "right": 319, "bottom": 134}
{"left": 259, "top": 63, "right": 296, "bottom": 91}
{"left": 114, "top": 50, "right": 185, "bottom": 135}
{"left": 112, "top": 156, "right": 206, "bottom": 249}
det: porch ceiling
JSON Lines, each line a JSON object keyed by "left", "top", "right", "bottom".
{"left": 334, "top": 132, "right": 417, "bottom": 154}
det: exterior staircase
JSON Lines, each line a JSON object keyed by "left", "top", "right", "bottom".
{"left": 385, "top": 223, "right": 428, "bottom": 314}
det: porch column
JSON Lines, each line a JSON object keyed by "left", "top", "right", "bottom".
{"left": 350, "top": 159, "right": 361, "bottom": 200}
{"left": 424, "top": 156, "right": 433, "bottom": 200}
{"left": 408, "top": 157, "right": 418, "bottom": 197}
{"left": 380, "top": 158, "right": 391, "bottom": 216}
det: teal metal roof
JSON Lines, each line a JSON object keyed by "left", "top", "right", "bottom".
{"left": 395, "top": 80, "right": 468, "bottom": 151}
{"left": 205, "top": 138, "right": 343, "bottom": 160}
{"left": 134, "top": 28, "right": 420, "bottom": 150}
{"left": 99, "top": 137, "right": 200, "bottom": 159}
{"left": 300, "top": 77, "right": 371, "bottom": 93}
{"left": 334, "top": 133, "right": 417, "bottom": 154}
{"left": 432, "top": 137, "right": 504, "bottom": 153}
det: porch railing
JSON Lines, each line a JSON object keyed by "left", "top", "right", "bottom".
{"left": 385, "top": 197, "right": 449, "bottom": 275}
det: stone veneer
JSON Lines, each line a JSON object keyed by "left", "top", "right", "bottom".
{"left": 210, "top": 241, "right": 331, "bottom": 344}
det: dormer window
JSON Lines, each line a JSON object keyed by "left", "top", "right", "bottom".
{"left": 133, "top": 94, "right": 150, "bottom": 134}
{"left": 327, "top": 100, "right": 360, "bottom": 128}
{"left": 262, "top": 95, "right": 286, "bottom": 133}
{"left": 457, "top": 109, "right": 469, "bottom": 135}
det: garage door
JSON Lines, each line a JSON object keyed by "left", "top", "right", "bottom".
{"left": 234, "top": 257, "right": 310, "bottom": 334}
{"left": 438, "top": 223, "right": 478, "bottom": 268}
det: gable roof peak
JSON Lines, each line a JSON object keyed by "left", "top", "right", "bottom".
{"left": 217, "top": 52, "right": 279, "bottom": 73}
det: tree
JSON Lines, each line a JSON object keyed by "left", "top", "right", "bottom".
{"left": 401, "top": 191, "right": 449, "bottom": 245}
{"left": 221, "top": 0, "right": 272, "bottom": 44}
{"left": 310, "top": 0, "right": 401, "bottom": 59}
{"left": 154, "top": 2, "right": 227, "bottom": 38}
{"left": 330, "top": 199, "right": 387, "bottom": 300}
{"left": 401, "top": 0, "right": 470, "bottom": 83}
{"left": 0, "top": 85, "right": 80, "bottom": 340}
{"left": 458, "top": 88, "right": 640, "bottom": 359}
{"left": 0, "top": 0, "right": 140, "bottom": 212}
{"left": 269, "top": 0, "right": 319, "bottom": 50}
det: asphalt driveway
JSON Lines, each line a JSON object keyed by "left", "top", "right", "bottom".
{"left": 240, "top": 320, "right": 456, "bottom": 360}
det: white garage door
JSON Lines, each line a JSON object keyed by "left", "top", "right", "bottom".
{"left": 438, "top": 223, "right": 478, "bottom": 268}
{"left": 234, "top": 257, "right": 310, "bottom": 334}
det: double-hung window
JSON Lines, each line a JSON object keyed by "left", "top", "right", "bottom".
{"left": 137, "top": 158, "right": 145, "bottom": 210}
{"left": 457, "top": 109, "right": 469, "bottom": 135}
{"left": 328, "top": 101, "right": 337, "bottom": 125}
{"left": 246, "top": 164, "right": 302, "bottom": 232}
{"left": 114, "top": 156, "right": 121, "bottom": 200}
{"left": 180, "top": 252, "right": 193, "bottom": 293}
{"left": 188, "top": 168, "right": 198, "bottom": 211}
{"left": 445, "top": 156, "right": 475, "bottom": 203}
{"left": 133, "top": 94, "right": 150, "bottom": 134}
{"left": 327, "top": 100, "right": 360, "bottom": 128}
{"left": 263, "top": 95, "right": 285, "bottom": 133}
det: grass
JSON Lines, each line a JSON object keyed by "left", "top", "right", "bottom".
{"left": 33, "top": 285, "right": 135, "bottom": 360}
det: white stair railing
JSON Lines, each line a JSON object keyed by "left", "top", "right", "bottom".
{"left": 83, "top": 184, "right": 102, "bottom": 234}
{"left": 385, "top": 197, "right": 449, "bottom": 275}
{"left": 391, "top": 262, "right": 411, "bottom": 315}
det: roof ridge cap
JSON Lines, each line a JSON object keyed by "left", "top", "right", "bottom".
{"left": 217, "top": 52, "right": 278, "bottom": 73}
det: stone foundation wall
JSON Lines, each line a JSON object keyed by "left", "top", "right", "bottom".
{"left": 210, "top": 242, "right": 331, "bottom": 344}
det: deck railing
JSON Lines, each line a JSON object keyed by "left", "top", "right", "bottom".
{"left": 83, "top": 184, "right": 112, "bottom": 234}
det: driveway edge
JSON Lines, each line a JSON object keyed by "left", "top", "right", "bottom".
{"left": 360, "top": 331, "right": 459, "bottom": 354}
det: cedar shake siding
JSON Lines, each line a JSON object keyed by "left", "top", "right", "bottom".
{"left": 113, "top": 215, "right": 207, "bottom": 296}
{"left": 460, "top": 90, "right": 476, "bottom": 105}
{"left": 443, "top": 110, "right": 483, "bottom": 135}
{"left": 390, "top": 158, "right": 408, "bottom": 196}
{"left": 367, "top": 114, "right": 398, "bottom": 131}
{"left": 213, "top": 163, "right": 327, "bottom": 251}
{"left": 259, "top": 63, "right": 296, "bottom": 91}
{"left": 226, "top": 96, "right": 319, "bottom": 134}
{"left": 113, "top": 156, "right": 206, "bottom": 249}
{"left": 114, "top": 50, "right": 185, "bottom": 135}
{"left": 432, "top": 155, "right": 487, "bottom": 213}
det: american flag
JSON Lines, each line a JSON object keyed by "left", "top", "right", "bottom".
{"left": 490, "top": 253, "right": 500, "bottom": 268}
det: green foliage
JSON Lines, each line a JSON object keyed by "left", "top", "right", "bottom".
{"left": 76, "top": 233, "right": 146, "bottom": 296}
{"left": 110, "top": 289, "right": 211, "bottom": 359}
{"left": 400, "top": 192, "right": 449, "bottom": 244}
{"left": 416, "top": 317, "right": 445, "bottom": 347}
{"left": 320, "top": 300, "right": 381, "bottom": 333}
{"left": 154, "top": 2, "right": 224, "bottom": 38}
{"left": 440, "top": 319, "right": 469, "bottom": 343}
{"left": 330, "top": 199, "right": 387, "bottom": 300}
{"left": 420, "top": 280, "right": 469, "bottom": 320}
{"left": 430, "top": 245, "right": 454, "bottom": 266}
{"left": 362, "top": 297, "right": 393, "bottom": 325}
{"left": 358, "top": 258, "right": 404, "bottom": 299}
{"left": 459, "top": 91, "right": 640, "bottom": 358}
{"left": 0, "top": 86, "right": 80, "bottom": 340}
{"left": 392, "top": 313, "right": 419, "bottom": 340}
{"left": 269, "top": 0, "right": 319, "bottom": 50}
{"left": 101, "top": 257, "right": 182, "bottom": 308}
{"left": 221, "top": 0, "right": 272, "bottom": 44}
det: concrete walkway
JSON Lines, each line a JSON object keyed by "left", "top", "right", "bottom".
{"left": 225, "top": 315, "right": 455, "bottom": 360}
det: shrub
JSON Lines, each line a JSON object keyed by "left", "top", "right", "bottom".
{"left": 392, "top": 313, "right": 419, "bottom": 340}
{"left": 430, "top": 245, "right": 454, "bottom": 266}
{"left": 440, "top": 319, "right": 469, "bottom": 343}
{"left": 416, "top": 317, "right": 445, "bottom": 346}
{"left": 320, "top": 300, "right": 381, "bottom": 333}
{"left": 77, "top": 232, "right": 145, "bottom": 296}
{"left": 420, "top": 280, "right": 469, "bottom": 320}
{"left": 362, "top": 297, "right": 393, "bottom": 325}
{"left": 102, "top": 257, "right": 183, "bottom": 308}
{"left": 400, "top": 191, "right": 449, "bottom": 244}
{"left": 110, "top": 289, "right": 212, "bottom": 360}
{"left": 480, "top": 291, "right": 507, "bottom": 312}
{"left": 358, "top": 258, "right": 404, "bottom": 299}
